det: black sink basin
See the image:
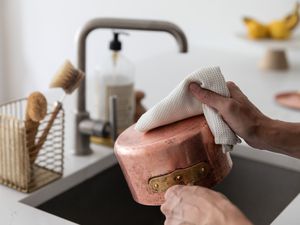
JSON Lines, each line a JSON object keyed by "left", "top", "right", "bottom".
{"left": 38, "top": 155, "right": 300, "bottom": 225}
{"left": 38, "top": 163, "right": 165, "bottom": 225}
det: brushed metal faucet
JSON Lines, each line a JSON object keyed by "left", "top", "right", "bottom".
{"left": 74, "top": 18, "right": 188, "bottom": 155}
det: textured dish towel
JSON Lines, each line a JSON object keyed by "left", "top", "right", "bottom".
{"left": 135, "top": 67, "right": 240, "bottom": 152}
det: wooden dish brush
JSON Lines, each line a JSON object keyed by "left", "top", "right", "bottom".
{"left": 34, "top": 60, "right": 85, "bottom": 156}
{"left": 25, "top": 92, "right": 47, "bottom": 164}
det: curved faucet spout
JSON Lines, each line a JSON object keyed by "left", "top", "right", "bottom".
{"left": 74, "top": 18, "right": 188, "bottom": 155}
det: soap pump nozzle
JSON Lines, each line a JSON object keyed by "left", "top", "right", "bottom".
{"left": 110, "top": 32, "right": 121, "bottom": 51}
{"left": 110, "top": 31, "right": 128, "bottom": 65}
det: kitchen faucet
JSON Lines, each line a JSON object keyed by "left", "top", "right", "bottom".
{"left": 74, "top": 18, "right": 188, "bottom": 155}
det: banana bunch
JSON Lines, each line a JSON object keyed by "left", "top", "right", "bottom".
{"left": 243, "top": 3, "right": 299, "bottom": 40}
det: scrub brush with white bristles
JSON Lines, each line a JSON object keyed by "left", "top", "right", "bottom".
{"left": 35, "top": 60, "right": 85, "bottom": 152}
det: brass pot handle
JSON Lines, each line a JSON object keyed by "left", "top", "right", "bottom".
{"left": 148, "top": 162, "right": 210, "bottom": 193}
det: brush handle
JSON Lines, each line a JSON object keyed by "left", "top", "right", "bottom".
{"left": 25, "top": 119, "right": 40, "bottom": 164}
{"left": 25, "top": 101, "right": 40, "bottom": 165}
{"left": 33, "top": 102, "right": 62, "bottom": 162}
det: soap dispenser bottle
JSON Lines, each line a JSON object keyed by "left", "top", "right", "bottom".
{"left": 95, "top": 32, "right": 135, "bottom": 135}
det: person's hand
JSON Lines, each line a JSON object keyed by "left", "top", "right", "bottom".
{"left": 161, "top": 185, "right": 252, "bottom": 225}
{"left": 189, "top": 81, "right": 271, "bottom": 150}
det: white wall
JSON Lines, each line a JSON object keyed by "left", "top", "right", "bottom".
{"left": 1, "top": 0, "right": 299, "bottom": 152}
{"left": 2, "top": 0, "right": 298, "bottom": 100}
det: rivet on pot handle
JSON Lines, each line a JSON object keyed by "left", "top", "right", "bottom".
{"left": 148, "top": 162, "right": 210, "bottom": 193}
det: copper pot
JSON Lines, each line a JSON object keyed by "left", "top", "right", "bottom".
{"left": 114, "top": 115, "right": 232, "bottom": 205}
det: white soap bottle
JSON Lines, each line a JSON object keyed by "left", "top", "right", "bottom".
{"left": 95, "top": 32, "right": 135, "bottom": 135}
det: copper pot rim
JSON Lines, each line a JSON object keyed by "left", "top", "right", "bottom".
{"left": 116, "top": 115, "right": 212, "bottom": 149}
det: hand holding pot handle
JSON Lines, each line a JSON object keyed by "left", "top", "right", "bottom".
{"left": 161, "top": 185, "right": 252, "bottom": 225}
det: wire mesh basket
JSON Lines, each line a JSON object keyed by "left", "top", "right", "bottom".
{"left": 0, "top": 98, "right": 64, "bottom": 193}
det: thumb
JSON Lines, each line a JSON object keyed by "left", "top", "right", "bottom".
{"left": 189, "top": 82, "right": 229, "bottom": 111}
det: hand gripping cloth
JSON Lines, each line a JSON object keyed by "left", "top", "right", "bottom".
{"left": 135, "top": 67, "right": 240, "bottom": 151}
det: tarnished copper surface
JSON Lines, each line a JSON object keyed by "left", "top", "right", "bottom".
{"left": 275, "top": 91, "right": 300, "bottom": 110}
{"left": 148, "top": 161, "right": 211, "bottom": 193}
{"left": 114, "top": 115, "right": 232, "bottom": 206}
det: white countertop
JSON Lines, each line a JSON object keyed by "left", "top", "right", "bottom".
{"left": 1, "top": 47, "right": 300, "bottom": 225}
{"left": 0, "top": 145, "right": 117, "bottom": 225}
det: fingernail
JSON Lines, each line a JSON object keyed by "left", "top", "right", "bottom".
{"left": 189, "top": 83, "right": 200, "bottom": 92}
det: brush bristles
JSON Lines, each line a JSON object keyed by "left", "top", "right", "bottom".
{"left": 50, "top": 60, "right": 85, "bottom": 94}
{"left": 26, "top": 92, "right": 47, "bottom": 122}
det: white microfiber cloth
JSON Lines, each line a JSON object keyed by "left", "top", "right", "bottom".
{"left": 135, "top": 67, "right": 240, "bottom": 152}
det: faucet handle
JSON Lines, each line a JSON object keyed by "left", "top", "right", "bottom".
{"left": 109, "top": 95, "right": 118, "bottom": 142}
{"left": 78, "top": 96, "right": 117, "bottom": 143}
{"left": 79, "top": 119, "right": 110, "bottom": 137}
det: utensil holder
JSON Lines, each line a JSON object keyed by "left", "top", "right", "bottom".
{"left": 0, "top": 98, "right": 64, "bottom": 193}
